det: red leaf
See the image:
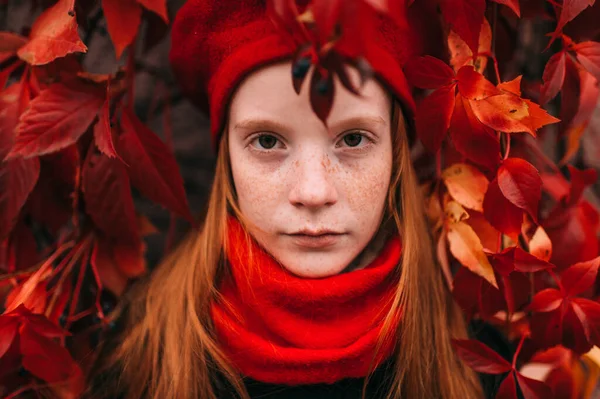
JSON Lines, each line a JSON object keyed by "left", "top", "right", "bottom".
{"left": 548, "top": 0, "right": 596, "bottom": 47}
{"left": 7, "top": 83, "right": 104, "bottom": 159}
{"left": 0, "top": 157, "right": 40, "bottom": 240}
{"left": 496, "top": 371, "right": 517, "bottom": 398}
{"left": 515, "top": 372, "right": 552, "bottom": 399}
{"left": 137, "top": 0, "right": 169, "bottom": 23}
{"left": 483, "top": 177, "right": 523, "bottom": 239}
{"left": 565, "top": 165, "right": 597, "bottom": 205}
{"left": 492, "top": 0, "right": 521, "bottom": 17}
{"left": 439, "top": 0, "right": 486, "bottom": 56}
{"left": 403, "top": 56, "right": 456, "bottom": 89}
{"left": 529, "top": 288, "right": 563, "bottom": 312}
{"left": 119, "top": 108, "right": 193, "bottom": 222}
{"left": 415, "top": 83, "right": 456, "bottom": 153}
{"left": 309, "top": 66, "right": 335, "bottom": 123}
{"left": 20, "top": 324, "right": 81, "bottom": 384}
{"left": 102, "top": 0, "right": 142, "bottom": 59}
{"left": 452, "top": 338, "right": 512, "bottom": 374}
{"left": 0, "top": 84, "right": 39, "bottom": 240}
{"left": 560, "top": 256, "right": 600, "bottom": 296}
{"left": 82, "top": 144, "right": 140, "bottom": 244}
{"left": 490, "top": 247, "right": 554, "bottom": 275}
{"left": 573, "top": 41, "right": 600, "bottom": 81}
{"left": 0, "top": 32, "right": 28, "bottom": 53}
{"left": 17, "top": 0, "right": 87, "bottom": 65}
{"left": 449, "top": 94, "right": 501, "bottom": 170}
{"left": 456, "top": 65, "right": 500, "bottom": 100}
{"left": 540, "top": 50, "right": 566, "bottom": 105}
{"left": 497, "top": 158, "right": 542, "bottom": 222}
{"left": 0, "top": 317, "right": 19, "bottom": 359}
{"left": 93, "top": 97, "right": 118, "bottom": 159}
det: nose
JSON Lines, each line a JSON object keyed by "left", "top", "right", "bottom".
{"left": 288, "top": 152, "right": 338, "bottom": 209}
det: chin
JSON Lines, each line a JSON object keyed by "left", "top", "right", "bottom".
{"left": 278, "top": 252, "right": 355, "bottom": 278}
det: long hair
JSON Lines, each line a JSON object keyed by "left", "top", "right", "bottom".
{"left": 85, "top": 97, "right": 483, "bottom": 399}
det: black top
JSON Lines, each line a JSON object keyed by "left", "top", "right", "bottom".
{"left": 84, "top": 317, "right": 513, "bottom": 399}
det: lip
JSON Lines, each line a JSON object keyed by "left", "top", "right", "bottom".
{"left": 287, "top": 233, "right": 345, "bottom": 248}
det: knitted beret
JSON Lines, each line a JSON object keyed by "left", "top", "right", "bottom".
{"left": 169, "top": 0, "right": 424, "bottom": 147}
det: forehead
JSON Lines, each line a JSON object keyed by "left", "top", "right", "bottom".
{"left": 228, "top": 61, "right": 391, "bottom": 125}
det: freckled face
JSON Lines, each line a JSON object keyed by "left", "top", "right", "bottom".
{"left": 227, "top": 62, "right": 393, "bottom": 278}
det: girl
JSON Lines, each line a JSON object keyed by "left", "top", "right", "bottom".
{"left": 85, "top": 1, "right": 511, "bottom": 398}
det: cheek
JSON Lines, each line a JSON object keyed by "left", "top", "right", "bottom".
{"left": 340, "top": 155, "right": 392, "bottom": 216}
{"left": 231, "top": 156, "right": 286, "bottom": 217}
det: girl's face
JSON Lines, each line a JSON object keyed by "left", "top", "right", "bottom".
{"left": 227, "top": 61, "right": 393, "bottom": 278}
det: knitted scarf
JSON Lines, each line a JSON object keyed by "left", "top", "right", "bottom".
{"left": 210, "top": 216, "right": 403, "bottom": 385}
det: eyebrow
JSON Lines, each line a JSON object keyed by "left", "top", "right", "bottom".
{"left": 232, "top": 115, "right": 387, "bottom": 132}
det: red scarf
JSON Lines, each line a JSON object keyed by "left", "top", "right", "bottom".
{"left": 210, "top": 216, "right": 403, "bottom": 385}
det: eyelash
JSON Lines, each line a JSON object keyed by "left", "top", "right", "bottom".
{"left": 247, "top": 131, "right": 375, "bottom": 153}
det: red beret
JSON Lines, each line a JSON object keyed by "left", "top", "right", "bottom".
{"left": 169, "top": 0, "right": 422, "bottom": 147}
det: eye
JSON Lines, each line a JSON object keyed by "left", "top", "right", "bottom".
{"left": 337, "top": 131, "right": 372, "bottom": 149}
{"left": 250, "top": 133, "right": 281, "bottom": 150}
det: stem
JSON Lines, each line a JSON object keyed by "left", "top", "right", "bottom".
{"left": 490, "top": 3, "right": 500, "bottom": 83}
{"left": 512, "top": 333, "right": 527, "bottom": 368}
{"left": 503, "top": 133, "right": 511, "bottom": 159}
{"left": 548, "top": 269, "right": 564, "bottom": 292}
{"left": 63, "top": 244, "right": 92, "bottom": 334}
{"left": 0, "top": 241, "right": 75, "bottom": 282}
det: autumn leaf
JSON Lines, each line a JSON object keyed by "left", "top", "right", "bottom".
{"left": 118, "top": 108, "right": 193, "bottom": 223}
{"left": 102, "top": 0, "right": 143, "bottom": 59}
{"left": 573, "top": 41, "right": 600, "bottom": 81}
{"left": 6, "top": 83, "right": 104, "bottom": 159}
{"left": 0, "top": 32, "right": 28, "bottom": 53}
{"left": 456, "top": 65, "right": 500, "bottom": 100}
{"left": 449, "top": 94, "right": 501, "bottom": 170}
{"left": 93, "top": 96, "right": 119, "bottom": 159}
{"left": 448, "top": 18, "right": 492, "bottom": 73}
{"left": 451, "top": 339, "right": 512, "bottom": 373}
{"left": 492, "top": 0, "right": 521, "bottom": 17}
{"left": 137, "top": 0, "right": 169, "bottom": 23}
{"left": 548, "top": 0, "right": 596, "bottom": 47}
{"left": 17, "top": 0, "right": 87, "bottom": 65}
{"left": 404, "top": 56, "right": 456, "bottom": 89}
{"left": 540, "top": 50, "right": 566, "bottom": 105}
{"left": 496, "top": 158, "right": 542, "bottom": 223}
{"left": 415, "top": 83, "right": 456, "bottom": 153}
{"left": 483, "top": 177, "right": 523, "bottom": 240}
{"left": 438, "top": 0, "right": 486, "bottom": 56}
{"left": 442, "top": 163, "right": 489, "bottom": 212}
{"left": 447, "top": 220, "right": 498, "bottom": 288}
{"left": 82, "top": 144, "right": 140, "bottom": 245}
{"left": 0, "top": 83, "right": 38, "bottom": 240}
{"left": 470, "top": 92, "right": 559, "bottom": 136}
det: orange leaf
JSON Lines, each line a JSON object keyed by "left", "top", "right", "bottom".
{"left": 444, "top": 200, "right": 470, "bottom": 224}
{"left": 528, "top": 225, "right": 553, "bottom": 262}
{"left": 17, "top": 0, "right": 87, "bottom": 65}
{"left": 447, "top": 221, "right": 498, "bottom": 288}
{"left": 442, "top": 163, "right": 489, "bottom": 212}
{"left": 470, "top": 93, "right": 559, "bottom": 135}
{"left": 498, "top": 76, "right": 522, "bottom": 96}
